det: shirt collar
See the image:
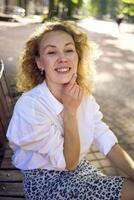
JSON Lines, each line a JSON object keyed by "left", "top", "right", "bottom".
{"left": 39, "top": 81, "right": 64, "bottom": 115}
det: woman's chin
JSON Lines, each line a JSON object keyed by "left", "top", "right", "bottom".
{"left": 65, "top": 74, "right": 76, "bottom": 83}
{"left": 58, "top": 77, "right": 72, "bottom": 85}
{"left": 55, "top": 74, "right": 75, "bottom": 85}
{"left": 61, "top": 80, "right": 71, "bottom": 85}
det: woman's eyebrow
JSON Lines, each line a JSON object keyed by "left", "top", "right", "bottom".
{"left": 43, "top": 45, "right": 56, "bottom": 50}
{"left": 43, "top": 42, "right": 75, "bottom": 51}
{"left": 65, "top": 42, "right": 75, "bottom": 46}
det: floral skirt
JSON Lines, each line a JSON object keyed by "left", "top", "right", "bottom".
{"left": 22, "top": 159, "right": 124, "bottom": 200}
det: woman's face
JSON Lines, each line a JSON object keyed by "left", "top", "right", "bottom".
{"left": 36, "top": 30, "right": 78, "bottom": 88}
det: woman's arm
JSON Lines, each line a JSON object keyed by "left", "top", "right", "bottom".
{"left": 107, "top": 143, "right": 134, "bottom": 181}
{"left": 63, "top": 110, "right": 80, "bottom": 170}
{"left": 62, "top": 74, "right": 83, "bottom": 170}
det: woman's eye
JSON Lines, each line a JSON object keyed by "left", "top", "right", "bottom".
{"left": 65, "top": 49, "right": 74, "bottom": 53}
{"left": 47, "top": 51, "right": 56, "bottom": 55}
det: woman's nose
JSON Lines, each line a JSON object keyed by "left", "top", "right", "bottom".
{"left": 57, "top": 52, "right": 67, "bottom": 63}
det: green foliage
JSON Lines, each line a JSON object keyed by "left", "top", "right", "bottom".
{"left": 86, "top": 0, "right": 134, "bottom": 20}
{"left": 88, "top": 0, "right": 100, "bottom": 16}
{"left": 123, "top": 6, "right": 134, "bottom": 15}
{"left": 47, "top": 0, "right": 83, "bottom": 19}
{"left": 122, "top": 0, "right": 134, "bottom": 16}
{"left": 87, "top": 0, "right": 134, "bottom": 20}
{"left": 72, "top": 0, "right": 80, "bottom": 4}
{"left": 47, "top": 0, "right": 134, "bottom": 21}
{"left": 106, "top": 0, "right": 124, "bottom": 18}
{"left": 122, "top": 0, "right": 134, "bottom": 4}
{"left": 88, "top": 0, "right": 123, "bottom": 18}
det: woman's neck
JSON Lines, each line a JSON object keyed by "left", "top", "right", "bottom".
{"left": 45, "top": 81, "right": 63, "bottom": 103}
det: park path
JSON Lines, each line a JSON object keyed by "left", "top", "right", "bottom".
{"left": 79, "top": 18, "right": 134, "bottom": 175}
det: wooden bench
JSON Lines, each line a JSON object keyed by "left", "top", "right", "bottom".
{"left": 0, "top": 60, "right": 25, "bottom": 200}
{"left": 0, "top": 59, "right": 12, "bottom": 148}
{"left": 0, "top": 146, "right": 25, "bottom": 200}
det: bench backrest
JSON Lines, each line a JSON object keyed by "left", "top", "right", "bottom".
{"left": 0, "top": 59, "right": 13, "bottom": 147}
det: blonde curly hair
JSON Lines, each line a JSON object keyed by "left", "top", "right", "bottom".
{"left": 17, "top": 20, "right": 93, "bottom": 95}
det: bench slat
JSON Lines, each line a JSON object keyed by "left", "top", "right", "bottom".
{"left": 4, "top": 148, "right": 13, "bottom": 158}
{"left": 0, "top": 170, "right": 23, "bottom": 181}
{"left": 0, "top": 60, "right": 13, "bottom": 147}
{"left": 0, "top": 182, "right": 24, "bottom": 196}
{"left": 1, "top": 158, "right": 14, "bottom": 169}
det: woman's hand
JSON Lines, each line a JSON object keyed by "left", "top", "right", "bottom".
{"left": 62, "top": 73, "right": 83, "bottom": 114}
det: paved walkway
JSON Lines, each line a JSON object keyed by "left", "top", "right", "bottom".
{"left": 0, "top": 18, "right": 134, "bottom": 176}
{"left": 79, "top": 18, "right": 134, "bottom": 176}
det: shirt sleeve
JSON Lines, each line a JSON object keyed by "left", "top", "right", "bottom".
{"left": 92, "top": 96, "right": 118, "bottom": 155}
{"left": 6, "top": 95, "right": 66, "bottom": 170}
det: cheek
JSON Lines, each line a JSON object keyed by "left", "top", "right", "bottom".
{"left": 40, "top": 57, "right": 51, "bottom": 68}
{"left": 73, "top": 54, "right": 79, "bottom": 67}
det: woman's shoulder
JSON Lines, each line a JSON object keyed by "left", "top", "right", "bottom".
{"left": 82, "top": 94, "right": 96, "bottom": 105}
{"left": 80, "top": 94, "right": 100, "bottom": 112}
{"left": 14, "top": 83, "right": 43, "bottom": 112}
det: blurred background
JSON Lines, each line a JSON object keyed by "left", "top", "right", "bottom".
{"left": 0, "top": 0, "right": 134, "bottom": 22}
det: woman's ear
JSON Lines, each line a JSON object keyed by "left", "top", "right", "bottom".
{"left": 35, "top": 56, "right": 42, "bottom": 70}
{"left": 35, "top": 57, "right": 45, "bottom": 75}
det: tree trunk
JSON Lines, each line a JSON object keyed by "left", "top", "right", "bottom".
{"left": 67, "top": 1, "right": 73, "bottom": 17}
{"left": 5, "top": 0, "right": 9, "bottom": 6}
{"left": 22, "top": 0, "right": 28, "bottom": 16}
{"left": 48, "top": 0, "right": 55, "bottom": 18}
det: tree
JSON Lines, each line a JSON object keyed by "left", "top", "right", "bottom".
{"left": 5, "top": 0, "right": 9, "bottom": 6}
{"left": 88, "top": 0, "right": 124, "bottom": 20}
{"left": 122, "top": 0, "right": 134, "bottom": 16}
{"left": 47, "top": 0, "right": 83, "bottom": 19}
{"left": 48, "top": 0, "right": 56, "bottom": 18}
{"left": 106, "top": 0, "right": 124, "bottom": 19}
{"left": 57, "top": 0, "right": 83, "bottom": 18}
{"left": 89, "top": 0, "right": 108, "bottom": 18}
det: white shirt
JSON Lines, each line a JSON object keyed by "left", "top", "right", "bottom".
{"left": 6, "top": 81, "right": 118, "bottom": 170}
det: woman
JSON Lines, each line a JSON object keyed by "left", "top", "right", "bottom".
{"left": 7, "top": 20, "right": 134, "bottom": 200}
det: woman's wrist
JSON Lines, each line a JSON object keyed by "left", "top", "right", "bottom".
{"left": 63, "top": 108, "right": 77, "bottom": 118}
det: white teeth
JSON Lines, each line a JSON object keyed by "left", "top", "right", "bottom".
{"left": 56, "top": 67, "right": 70, "bottom": 72}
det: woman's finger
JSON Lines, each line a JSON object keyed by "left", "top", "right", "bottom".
{"left": 64, "top": 73, "right": 77, "bottom": 91}
{"left": 78, "top": 88, "right": 83, "bottom": 100}
{"left": 74, "top": 86, "right": 80, "bottom": 99}
{"left": 67, "top": 83, "right": 77, "bottom": 96}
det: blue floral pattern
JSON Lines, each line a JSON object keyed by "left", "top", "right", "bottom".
{"left": 22, "top": 159, "right": 124, "bottom": 200}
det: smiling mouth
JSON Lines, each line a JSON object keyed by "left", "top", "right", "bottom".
{"left": 55, "top": 67, "right": 71, "bottom": 72}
